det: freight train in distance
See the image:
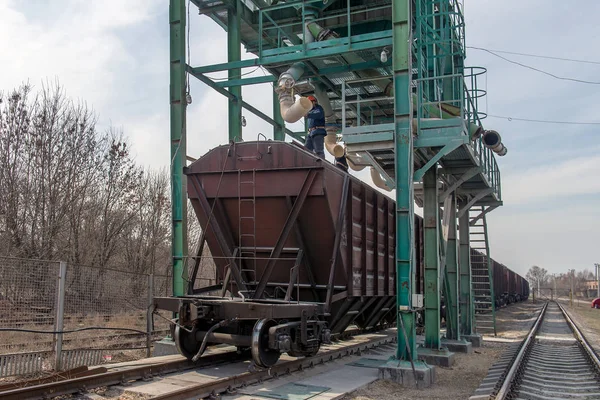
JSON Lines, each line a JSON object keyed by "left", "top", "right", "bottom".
{"left": 153, "top": 140, "right": 529, "bottom": 368}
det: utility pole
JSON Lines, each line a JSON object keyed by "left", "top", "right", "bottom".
{"left": 552, "top": 273, "right": 556, "bottom": 301}
{"left": 570, "top": 269, "right": 575, "bottom": 307}
{"left": 595, "top": 263, "right": 600, "bottom": 299}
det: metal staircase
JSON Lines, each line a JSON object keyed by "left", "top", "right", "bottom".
{"left": 238, "top": 169, "right": 257, "bottom": 290}
{"left": 469, "top": 206, "right": 496, "bottom": 336}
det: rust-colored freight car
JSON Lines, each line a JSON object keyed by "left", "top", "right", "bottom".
{"left": 154, "top": 140, "right": 424, "bottom": 367}
{"left": 490, "top": 259, "right": 529, "bottom": 307}
{"left": 153, "top": 140, "right": 526, "bottom": 366}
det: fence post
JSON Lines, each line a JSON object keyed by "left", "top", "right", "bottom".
{"left": 147, "top": 274, "right": 154, "bottom": 358}
{"left": 54, "top": 261, "right": 67, "bottom": 371}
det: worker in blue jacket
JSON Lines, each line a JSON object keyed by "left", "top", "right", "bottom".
{"left": 305, "top": 95, "right": 326, "bottom": 159}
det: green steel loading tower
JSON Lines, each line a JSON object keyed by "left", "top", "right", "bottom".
{"left": 170, "top": 0, "right": 505, "bottom": 374}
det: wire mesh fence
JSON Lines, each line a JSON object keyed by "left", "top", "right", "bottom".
{"left": 60, "top": 264, "right": 152, "bottom": 358}
{"left": 0, "top": 257, "right": 59, "bottom": 357}
{"left": 0, "top": 255, "right": 218, "bottom": 377}
{"left": 0, "top": 257, "right": 165, "bottom": 376}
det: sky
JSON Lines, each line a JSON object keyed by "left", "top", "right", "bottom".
{"left": 0, "top": 0, "right": 599, "bottom": 278}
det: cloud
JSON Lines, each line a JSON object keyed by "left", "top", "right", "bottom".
{"left": 487, "top": 203, "right": 600, "bottom": 276}
{"left": 501, "top": 154, "right": 600, "bottom": 205}
{"left": 2, "top": 0, "right": 600, "bottom": 280}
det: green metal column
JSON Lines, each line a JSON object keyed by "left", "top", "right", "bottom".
{"left": 423, "top": 167, "right": 440, "bottom": 350}
{"left": 228, "top": 0, "right": 242, "bottom": 141}
{"left": 273, "top": 91, "right": 285, "bottom": 141}
{"left": 393, "top": 0, "right": 416, "bottom": 360}
{"left": 444, "top": 193, "right": 459, "bottom": 340}
{"left": 170, "top": 0, "right": 188, "bottom": 297}
{"left": 459, "top": 201, "right": 474, "bottom": 335}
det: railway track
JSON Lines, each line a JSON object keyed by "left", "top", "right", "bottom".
{"left": 473, "top": 301, "right": 600, "bottom": 399}
{"left": 0, "top": 329, "right": 395, "bottom": 400}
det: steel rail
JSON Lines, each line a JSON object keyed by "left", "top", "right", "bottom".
{"left": 494, "top": 301, "right": 548, "bottom": 399}
{"left": 151, "top": 333, "right": 396, "bottom": 400}
{"left": 557, "top": 301, "right": 600, "bottom": 369}
{"left": 0, "top": 327, "right": 390, "bottom": 400}
{"left": 0, "top": 350, "right": 244, "bottom": 400}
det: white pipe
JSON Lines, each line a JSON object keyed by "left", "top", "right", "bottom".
{"left": 482, "top": 130, "right": 508, "bottom": 156}
{"left": 346, "top": 156, "right": 366, "bottom": 171}
{"left": 324, "top": 133, "right": 344, "bottom": 157}
{"left": 370, "top": 167, "right": 393, "bottom": 191}
{"left": 279, "top": 91, "right": 312, "bottom": 123}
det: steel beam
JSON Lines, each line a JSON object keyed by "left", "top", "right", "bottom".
{"left": 423, "top": 167, "right": 441, "bottom": 350}
{"left": 187, "top": 68, "right": 296, "bottom": 138}
{"left": 170, "top": 0, "right": 188, "bottom": 297}
{"left": 457, "top": 188, "right": 494, "bottom": 218}
{"left": 443, "top": 193, "right": 459, "bottom": 340}
{"left": 285, "top": 196, "right": 319, "bottom": 301}
{"left": 469, "top": 205, "right": 499, "bottom": 226}
{"left": 413, "top": 139, "right": 463, "bottom": 182}
{"left": 188, "top": 233, "right": 207, "bottom": 294}
{"left": 189, "top": 176, "right": 248, "bottom": 293}
{"left": 459, "top": 201, "right": 474, "bottom": 335}
{"left": 253, "top": 169, "right": 317, "bottom": 299}
{"left": 228, "top": 0, "right": 242, "bottom": 141}
{"left": 393, "top": 0, "right": 416, "bottom": 361}
{"left": 325, "top": 175, "right": 350, "bottom": 312}
{"left": 439, "top": 167, "right": 480, "bottom": 201}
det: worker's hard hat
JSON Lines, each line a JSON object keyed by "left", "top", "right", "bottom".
{"left": 307, "top": 95, "right": 317, "bottom": 102}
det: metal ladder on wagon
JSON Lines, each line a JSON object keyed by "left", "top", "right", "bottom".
{"left": 470, "top": 206, "right": 497, "bottom": 336}
{"left": 238, "top": 169, "right": 258, "bottom": 295}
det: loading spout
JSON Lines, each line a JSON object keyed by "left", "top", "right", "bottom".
{"left": 346, "top": 156, "right": 366, "bottom": 171}
{"left": 276, "top": 63, "right": 312, "bottom": 123}
{"left": 312, "top": 82, "right": 345, "bottom": 157}
{"left": 278, "top": 91, "right": 313, "bottom": 123}
{"left": 370, "top": 167, "right": 393, "bottom": 191}
{"left": 482, "top": 130, "right": 508, "bottom": 156}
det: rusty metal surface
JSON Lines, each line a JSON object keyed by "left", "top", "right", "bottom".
{"left": 184, "top": 141, "right": 408, "bottom": 331}
{"left": 182, "top": 140, "right": 526, "bottom": 332}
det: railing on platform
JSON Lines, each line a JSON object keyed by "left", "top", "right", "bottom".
{"left": 256, "top": 0, "right": 391, "bottom": 58}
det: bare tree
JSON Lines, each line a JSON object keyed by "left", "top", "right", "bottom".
{"left": 526, "top": 265, "right": 549, "bottom": 298}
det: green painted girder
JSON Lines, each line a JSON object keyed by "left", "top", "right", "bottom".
{"left": 392, "top": 0, "right": 416, "bottom": 362}
{"left": 318, "top": 59, "right": 392, "bottom": 76}
{"left": 442, "top": 194, "right": 459, "bottom": 340}
{"left": 423, "top": 167, "right": 441, "bottom": 350}
{"left": 215, "top": 75, "right": 276, "bottom": 88}
{"left": 413, "top": 138, "right": 464, "bottom": 182}
{"left": 228, "top": 0, "right": 242, "bottom": 142}
{"left": 191, "top": 30, "right": 392, "bottom": 74}
{"left": 187, "top": 67, "right": 296, "bottom": 138}
{"left": 169, "top": 0, "right": 188, "bottom": 298}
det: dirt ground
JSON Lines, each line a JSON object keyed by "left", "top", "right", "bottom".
{"left": 494, "top": 301, "right": 543, "bottom": 340}
{"left": 345, "top": 301, "right": 543, "bottom": 400}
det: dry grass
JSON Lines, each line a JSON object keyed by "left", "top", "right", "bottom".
{"left": 1, "top": 312, "right": 150, "bottom": 352}
{"left": 559, "top": 297, "right": 600, "bottom": 353}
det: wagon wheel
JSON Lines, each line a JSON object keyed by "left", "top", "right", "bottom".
{"left": 251, "top": 319, "right": 281, "bottom": 368}
{"left": 174, "top": 324, "right": 201, "bottom": 360}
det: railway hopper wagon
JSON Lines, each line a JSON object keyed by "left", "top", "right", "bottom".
{"left": 154, "top": 140, "right": 424, "bottom": 368}
{"left": 492, "top": 260, "right": 529, "bottom": 307}
{"left": 153, "top": 140, "right": 527, "bottom": 367}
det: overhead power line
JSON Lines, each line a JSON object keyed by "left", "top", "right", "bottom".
{"left": 488, "top": 114, "right": 600, "bottom": 126}
{"left": 467, "top": 47, "right": 600, "bottom": 85}
{"left": 467, "top": 46, "right": 600, "bottom": 65}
